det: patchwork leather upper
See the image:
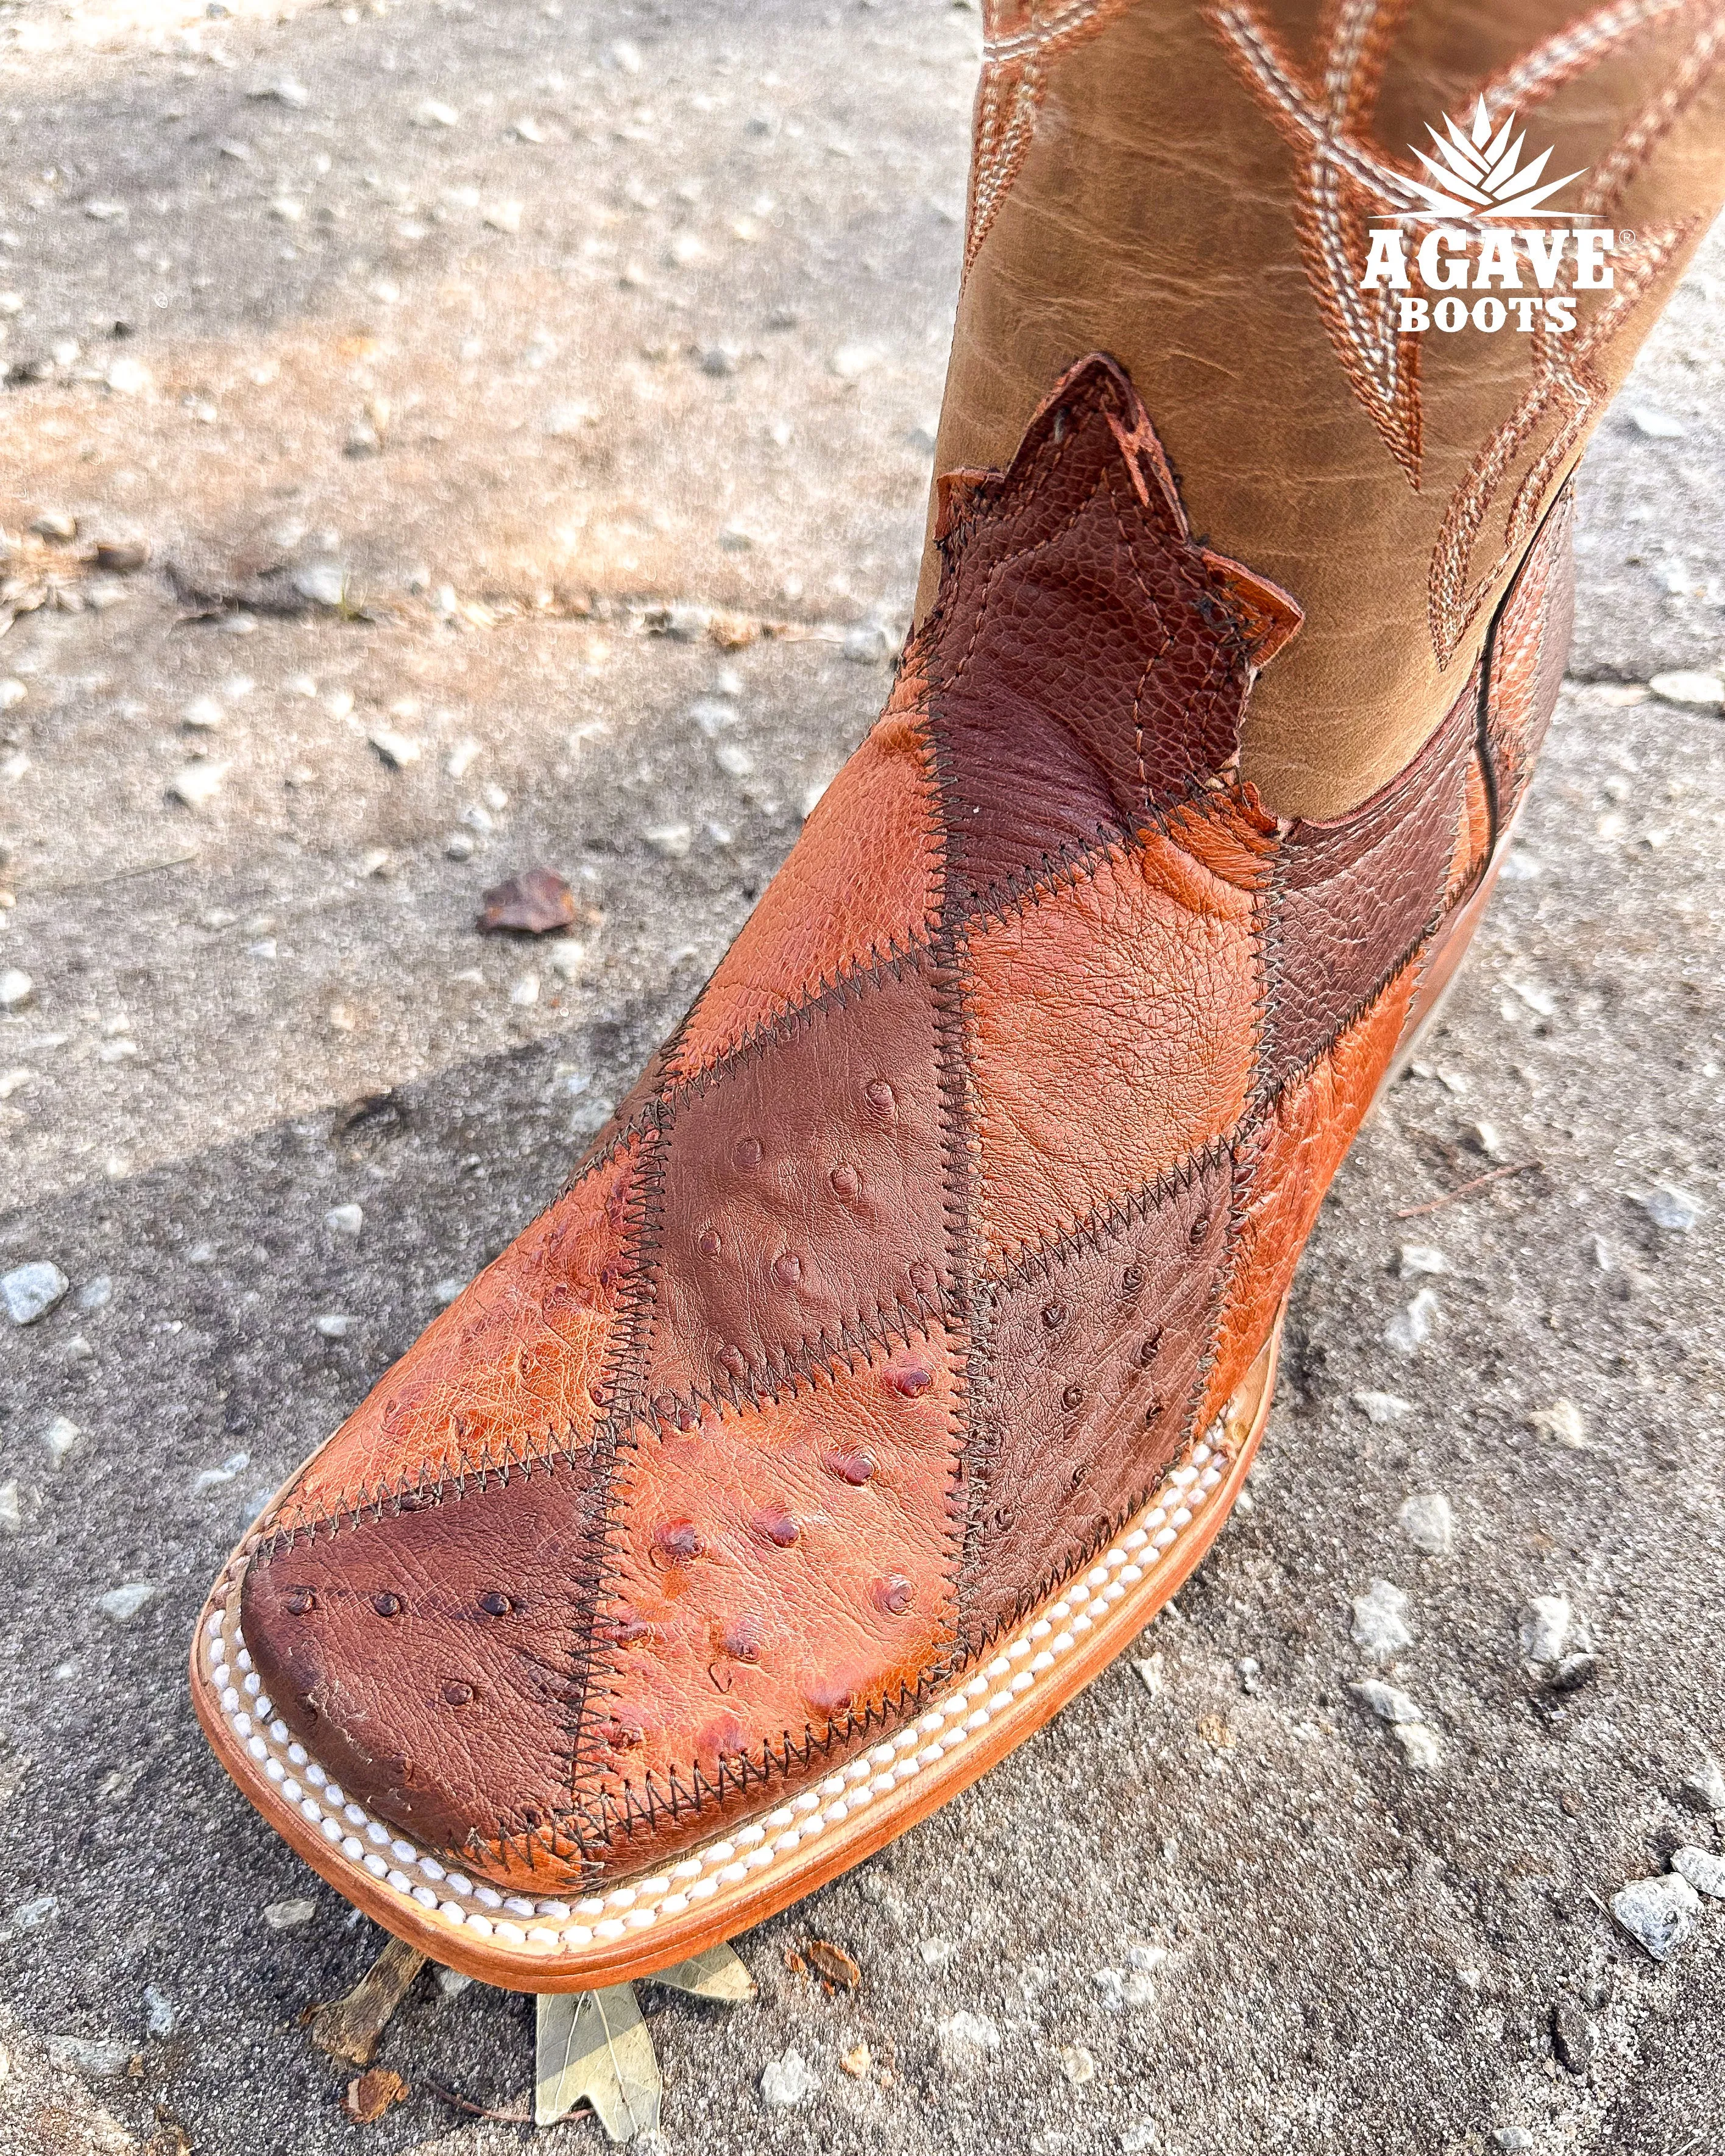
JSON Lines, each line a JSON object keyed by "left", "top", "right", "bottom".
{"left": 240, "top": 356, "right": 1570, "bottom": 1890}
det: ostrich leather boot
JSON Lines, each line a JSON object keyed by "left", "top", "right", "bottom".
{"left": 193, "top": 352, "right": 1575, "bottom": 1988}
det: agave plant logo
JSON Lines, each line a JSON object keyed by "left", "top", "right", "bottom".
{"left": 1403, "top": 98, "right": 1587, "bottom": 223}
{"left": 1356, "top": 96, "right": 1613, "bottom": 339}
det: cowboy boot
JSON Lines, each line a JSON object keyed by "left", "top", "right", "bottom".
{"left": 193, "top": 343, "right": 1574, "bottom": 1988}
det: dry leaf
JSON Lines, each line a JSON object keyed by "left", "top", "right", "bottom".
{"left": 477, "top": 866, "right": 577, "bottom": 935}
{"left": 343, "top": 2068, "right": 409, "bottom": 2124}
{"left": 805, "top": 1939, "right": 861, "bottom": 1991}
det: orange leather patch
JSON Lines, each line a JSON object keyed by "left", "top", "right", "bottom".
{"left": 1199, "top": 965, "right": 1415, "bottom": 1426}
{"left": 579, "top": 1329, "right": 962, "bottom": 1857}
{"left": 967, "top": 827, "right": 1258, "bottom": 1265}
{"left": 669, "top": 684, "right": 943, "bottom": 1079}
{"left": 1445, "top": 751, "right": 1493, "bottom": 905}
{"left": 274, "top": 1132, "right": 650, "bottom": 1534}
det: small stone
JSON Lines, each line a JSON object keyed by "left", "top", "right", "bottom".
{"left": 715, "top": 741, "right": 754, "bottom": 778}
{"left": 46, "top": 2036, "right": 132, "bottom": 2079}
{"left": 1351, "top": 1578, "right": 1415, "bottom": 1663}
{"left": 0, "top": 1480, "right": 19, "bottom": 1533}
{"left": 315, "top": 1313, "right": 356, "bottom": 1339}
{"left": 435, "top": 1967, "right": 472, "bottom": 1998}
{"left": 30, "top": 509, "right": 77, "bottom": 541}
{"left": 4, "top": 1260, "right": 69, "bottom": 1324}
{"left": 478, "top": 868, "right": 576, "bottom": 935}
{"left": 545, "top": 940, "right": 587, "bottom": 980}
{"left": 645, "top": 822, "right": 693, "bottom": 859}
{"left": 1392, "top": 1722, "right": 1441, "bottom": 1770}
{"left": 936, "top": 2010, "right": 1001, "bottom": 2064}
{"left": 182, "top": 695, "right": 224, "bottom": 730}
{"left": 512, "top": 115, "right": 547, "bottom": 142}
{"left": 1384, "top": 1287, "right": 1439, "bottom": 1355}
{"left": 1492, "top": 2130, "right": 1533, "bottom": 2153}
{"left": 1507, "top": 978, "right": 1557, "bottom": 1017}
{"left": 484, "top": 200, "right": 523, "bottom": 235}
{"left": 1677, "top": 1758, "right": 1725, "bottom": 1814}
{"left": 16, "top": 1895, "right": 58, "bottom": 1931}
{"left": 1644, "top": 1183, "right": 1702, "bottom": 1231}
{"left": 1398, "top": 1491, "right": 1454, "bottom": 1555}
{"left": 1398, "top": 1243, "right": 1449, "bottom": 1277}
{"left": 1472, "top": 1119, "right": 1504, "bottom": 1158}
{"left": 509, "top": 972, "right": 540, "bottom": 1008}
{"left": 1612, "top": 1873, "right": 1701, "bottom": 1962}
{"left": 1351, "top": 1390, "right": 1412, "bottom": 1424}
{"left": 1348, "top": 1678, "right": 1424, "bottom": 1725}
{"left": 1648, "top": 670, "right": 1724, "bottom": 708}
{"left": 1528, "top": 1398, "right": 1587, "bottom": 1448}
{"left": 144, "top": 1985, "right": 175, "bottom": 2038}
{"left": 843, "top": 620, "right": 896, "bottom": 663}
{"left": 263, "top": 1896, "right": 316, "bottom": 1930}
{"left": 1133, "top": 1652, "right": 1164, "bottom": 1698}
{"left": 44, "top": 1415, "right": 82, "bottom": 1463}
{"left": 194, "top": 1452, "right": 249, "bottom": 1493}
{"left": 368, "top": 728, "right": 421, "bottom": 770}
{"left": 170, "top": 762, "right": 228, "bottom": 809}
{"left": 80, "top": 1277, "right": 113, "bottom": 1315}
{"left": 0, "top": 967, "right": 35, "bottom": 1011}
{"left": 918, "top": 1935, "right": 954, "bottom": 1968}
{"left": 445, "top": 830, "right": 477, "bottom": 861}
{"left": 105, "top": 356, "right": 150, "bottom": 396}
{"left": 1060, "top": 2044, "right": 1096, "bottom": 2085}
{"left": 1671, "top": 1845, "right": 1725, "bottom": 1900}
{"left": 433, "top": 1278, "right": 465, "bottom": 1307}
{"left": 293, "top": 561, "right": 347, "bottom": 608}
{"left": 759, "top": 2048, "right": 820, "bottom": 2107}
{"left": 1520, "top": 1593, "right": 1573, "bottom": 1666}
{"left": 255, "top": 73, "right": 310, "bottom": 107}
{"left": 1630, "top": 405, "right": 1686, "bottom": 438}
{"left": 1550, "top": 1993, "right": 1592, "bottom": 2075}
{"left": 831, "top": 342, "right": 883, "bottom": 380}
{"left": 0, "top": 678, "right": 24, "bottom": 709}
{"left": 325, "top": 1203, "right": 363, "bottom": 1237}
{"left": 99, "top": 1580, "right": 157, "bottom": 1624}
{"left": 416, "top": 97, "right": 461, "bottom": 125}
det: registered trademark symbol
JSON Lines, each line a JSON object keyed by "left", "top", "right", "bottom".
{"left": 1619, "top": 228, "right": 1637, "bottom": 242}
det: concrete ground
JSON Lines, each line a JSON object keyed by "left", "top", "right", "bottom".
{"left": 1, "top": 2, "right": 1723, "bottom": 2152}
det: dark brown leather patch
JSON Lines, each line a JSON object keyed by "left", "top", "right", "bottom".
{"left": 1487, "top": 482, "right": 1574, "bottom": 829}
{"left": 243, "top": 1454, "right": 606, "bottom": 1861}
{"left": 1257, "top": 677, "right": 1475, "bottom": 1093}
{"left": 923, "top": 353, "right": 1288, "bottom": 913}
{"left": 640, "top": 954, "right": 952, "bottom": 1407}
{"left": 958, "top": 1145, "right": 1231, "bottom": 1653}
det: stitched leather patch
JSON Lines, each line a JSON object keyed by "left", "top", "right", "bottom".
{"left": 244, "top": 1454, "right": 605, "bottom": 1860}
{"left": 924, "top": 353, "right": 1298, "bottom": 912}
{"left": 1487, "top": 482, "right": 1575, "bottom": 828}
{"left": 960, "top": 1146, "right": 1231, "bottom": 1653}
{"left": 273, "top": 1133, "right": 650, "bottom": 1538}
{"left": 668, "top": 690, "right": 944, "bottom": 1079}
{"left": 1256, "top": 674, "right": 1475, "bottom": 1094}
{"left": 642, "top": 953, "right": 952, "bottom": 1407}
{"left": 1200, "top": 964, "right": 1416, "bottom": 1429}
{"left": 570, "top": 1332, "right": 963, "bottom": 1870}
{"left": 966, "top": 826, "right": 1259, "bottom": 1266}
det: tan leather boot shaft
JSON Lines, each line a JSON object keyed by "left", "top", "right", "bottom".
{"left": 919, "top": 0, "right": 1725, "bottom": 818}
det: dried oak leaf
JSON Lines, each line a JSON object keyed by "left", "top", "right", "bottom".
{"left": 343, "top": 2068, "right": 409, "bottom": 2124}
{"left": 477, "top": 866, "right": 576, "bottom": 935}
{"left": 805, "top": 1939, "right": 861, "bottom": 1992}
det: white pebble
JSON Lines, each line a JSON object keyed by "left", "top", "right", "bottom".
{"left": 1644, "top": 1183, "right": 1702, "bottom": 1231}
{"left": 1398, "top": 1491, "right": 1454, "bottom": 1556}
{"left": 99, "top": 1580, "right": 157, "bottom": 1624}
{"left": 369, "top": 728, "right": 421, "bottom": 770}
{"left": 1350, "top": 1578, "right": 1415, "bottom": 1664}
{"left": 44, "top": 1414, "right": 82, "bottom": 1463}
{"left": 1648, "top": 670, "right": 1724, "bottom": 707}
{"left": 325, "top": 1204, "right": 363, "bottom": 1237}
{"left": 1519, "top": 1592, "right": 1574, "bottom": 1666}
{"left": 261, "top": 1897, "right": 316, "bottom": 1931}
{"left": 1630, "top": 406, "right": 1686, "bottom": 438}
{"left": 170, "top": 762, "right": 228, "bottom": 809}
{"left": 1351, "top": 1388, "right": 1412, "bottom": 1425}
{"left": 0, "top": 969, "right": 35, "bottom": 1011}
{"left": 182, "top": 696, "right": 224, "bottom": 731}
{"left": 1383, "top": 1288, "right": 1439, "bottom": 1355}
{"left": 1527, "top": 1398, "right": 1587, "bottom": 1448}
{"left": 759, "top": 2047, "right": 821, "bottom": 2108}
{"left": 1672, "top": 1846, "right": 1725, "bottom": 1900}
{"left": 1348, "top": 1678, "right": 1425, "bottom": 1725}
{"left": 315, "top": 1313, "right": 356, "bottom": 1339}
{"left": 5, "top": 1260, "right": 67, "bottom": 1323}
{"left": 1398, "top": 1243, "right": 1448, "bottom": 1277}
{"left": 644, "top": 822, "right": 693, "bottom": 859}
{"left": 1612, "top": 1874, "right": 1701, "bottom": 1962}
